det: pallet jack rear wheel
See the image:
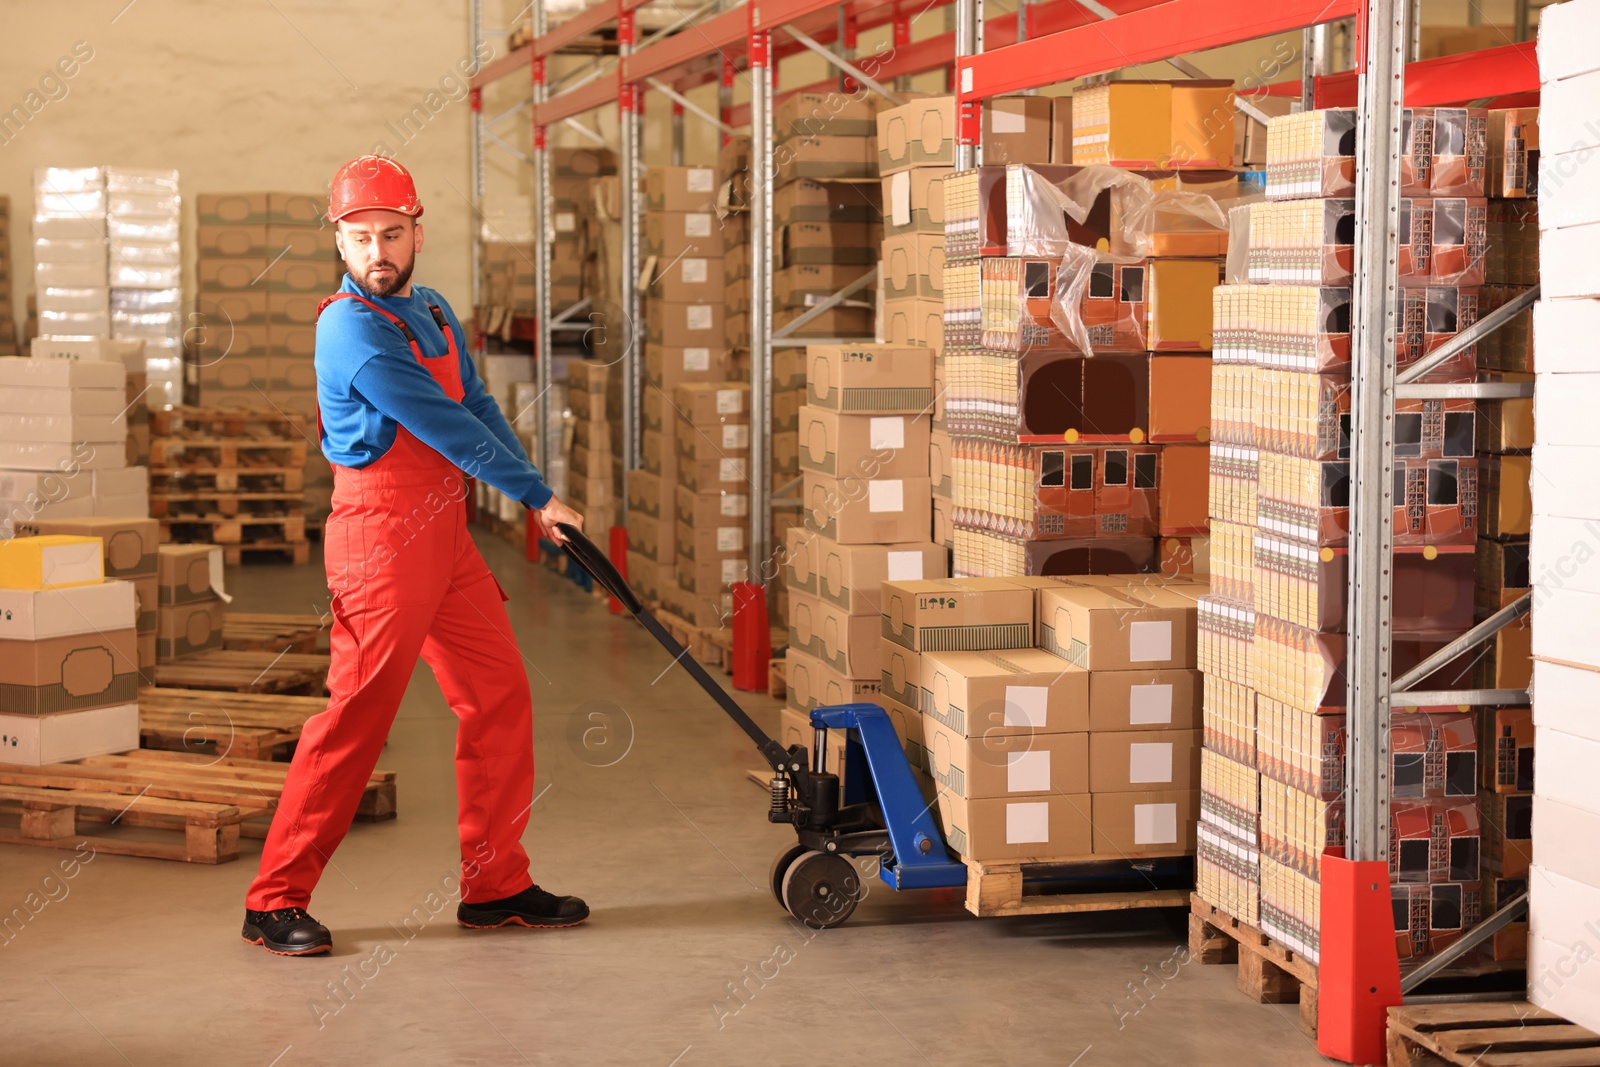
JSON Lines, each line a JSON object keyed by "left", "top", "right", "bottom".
{"left": 780, "top": 850, "right": 861, "bottom": 929}
{"left": 769, "top": 843, "right": 810, "bottom": 906}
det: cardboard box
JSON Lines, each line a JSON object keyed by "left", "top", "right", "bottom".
{"left": 1389, "top": 709, "right": 1478, "bottom": 798}
{"left": 648, "top": 255, "right": 724, "bottom": 304}
{"left": 0, "top": 628, "right": 138, "bottom": 714}
{"left": 1037, "top": 582, "right": 1198, "bottom": 670}
{"left": 784, "top": 646, "right": 882, "bottom": 712}
{"left": 919, "top": 647, "right": 1089, "bottom": 735}
{"left": 806, "top": 345, "right": 934, "bottom": 414}
{"left": 0, "top": 582, "right": 136, "bottom": 640}
{"left": 675, "top": 484, "right": 750, "bottom": 529}
{"left": 775, "top": 92, "right": 877, "bottom": 142}
{"left": 774, "top": 178, "right": 881, "bottom": 226}
{"left": 156, "top": 600, "right": 224, "bottom": 659}
{"left": 878, "top": 97, "right": 956, "bottom": 175}
{"left": 923, "top": 712, "right": 1088, "bottom": 798}
{"left": 802, "top": 474, "right": 932, "bottom": 545}
{"left": 881, "top": 232, "right": 946, "bottom": 301}
{"left": 1528, "top": 865, "right": 1600, "bottom": 1033}
{"left": 647, "top": 301, "right": 724, "bottom": 349}
{"left": 0, "top": 535, "right": 105, "bottom": 589}
{"left": 676, "top": 422, "right": 751, "bottom": 461}
{"left": 933, "top": 788, "right": 1093, "bottom": 862}
{"left": 1148, "top": 355, "right": 1213, "bottom": 442}
{"left": 673, "top": 381, "right": 750, "bottom": 426}
{"left": 1092, "top": 790, "right": 1200, "bottom": 856}
{"left": 882, "top": 168, "right": 949, "bottom": 236}
{"left": 645, "top": 167, "right": 719, "bottom": 212}
{"left": 779, "top": 222, "right": 878, "bottom": 266}
{"left": 643, "top": 211, "right": 722, "bottom": 260}
{"left": 783, "top": 527, "right": 946, "bottom": 616}
{"left": 799, "top": 408, "right": 930, "bottom": 480}
{"left": 789, "top": 591, "right": 880, "bottom": 679}
{"left": 1487, "top": 108, "right": 1539, "bottom": 199}
{"left": 774, "top": 264, "right": 875, "bottom": 308}
{"left": 645, "top": 344, "right": 734, "bottom": 390}
{"left": 881, "top": 298, "right": 945, "bottom": 353}
{"left": 881, "top": 578, "right": 1033, "bottom": 653}
{"left": 1089, "top": 728, "right": 1202, "bottom": 793}
{"left": 880, "top": 641, "right": 921, "bottom": 709}
{"left": 775, "top": 135, "right": 876, "bottom": 183}
{"left": 675, "top": 518, "right": 746, "bottom": 563}
{"left": 983, "top": 96, "right": 1054, "bottom": 165}
{"left": 1088, "top": 668, "right": 1202, "bottom": 732}
{"left": 0, "top": 703, "right": 139, "bottom": 765}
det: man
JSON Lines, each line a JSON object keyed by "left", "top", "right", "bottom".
{"left": 242, "top": 156, "right": 587, "bottom": 956}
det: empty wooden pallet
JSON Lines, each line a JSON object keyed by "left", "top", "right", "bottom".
{"left": 222, "top": 612, "right": 329, "bottom": 654}
{"left": 1387, "top": 1001, "right": 1600, "bottom": 1066}
{"left": 150, "top": 649, "right": 330, "bottom": 695}
{"left": 139, "top": 686, "right": 329, "bottom": 761}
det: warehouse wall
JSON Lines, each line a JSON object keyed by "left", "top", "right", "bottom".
{"left": 0, "top": 0, "right": 478, "bottom": 342}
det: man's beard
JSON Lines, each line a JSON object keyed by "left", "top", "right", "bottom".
{"left": 354, "top": 256, "right": 415, "bottom": 298}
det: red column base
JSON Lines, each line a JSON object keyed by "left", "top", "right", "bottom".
{"left": 1317, "top": 851, "right": 1403, "bottom": 1064}
{"left": 607, "top": 526, "right": 629, "bottom": 615}
{"left": 731, "top": 582, "right": 770, "bottom": 692}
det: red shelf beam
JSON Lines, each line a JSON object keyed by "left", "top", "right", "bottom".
{"left": 1252, "top": 39, "right": 1540, "bottom": 108}
{"left": 957, "top": 0, "right": 1359, "bottom": 103}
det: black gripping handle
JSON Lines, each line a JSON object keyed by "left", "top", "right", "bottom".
{"left": 555, "top": 523, "right": 642, "bottom": 614}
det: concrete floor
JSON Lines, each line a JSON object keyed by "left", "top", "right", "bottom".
{"left": 1, "top": 532, "right": 1331, "bottom": 1067}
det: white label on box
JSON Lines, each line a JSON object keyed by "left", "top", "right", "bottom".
{"left": 1128, "top": 620, "right": 1173, "bottom": 662}
{"left": 208, "top": 549, "right": 233, "bottom": 604}
{"left": 720, "top": 425, "right": 749, "bottom": 449}
{"left": 555, "top": 212, "right": 576, "bottom": 233}
{"left": 1007, "top": 749, "right": 1050, "bottom": 793}
{"left": 718, "top": 459, "right": 746, "bottom": 482}
{"left": 1134, "top": 802, "right": 1179, "bottom": 845}
{"left": 1003, "top": 685, "right": 1048, "bottom": 729}
{"left": 681, "top": 258, "right": 708, "bottom": 284}
{"left": 867, "top": 480, "right": 904, "bottom": 513}
{"left": 1128, "top": 683, "right": 1174, "bottom": 725}
{"left": 869, "top": 416, "right": 905, "bottom": 450}
{"left": 720, "top": 494, "right": 749, "bottom": 517}
{"left": 683, "top": 347, "right": 710, "bottom": 371}
{"left": 716, "top": 526, "right": 744, "bottom": 552}
{"left": 990, "top": 106, "right": 1027, "bottom": 134}
{"left": 1005, "top": 801, "right": 1050, "bottom": 844}
{"left": 684, "top": 213, "right": 712, "bottom": 237}
{"left": 686, "top": 305, "right": 713, "bottom": 330}
{"left": 1129, "top": 742, "right": 1174, "bottom": 784}
{"left": 720, "top": 559, "right": 742, "bottom": 584}
{"left": 886, "top": 550, "right": 925, "bottom": 582}
{"left": 715, "top": 388, "right": 741, "bottom": 413}
{"left": 961, "top": 67, "right": 973, "bottom": 93}
{"left": 891, "top": 171, "right": 911, "bottom": 227}
{"left": 687, "top": 167, "right": 715, "bottom": 192}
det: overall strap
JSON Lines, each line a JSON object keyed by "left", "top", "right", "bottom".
{"left": 316, "top": 291, "right": 425, "bottom": 358}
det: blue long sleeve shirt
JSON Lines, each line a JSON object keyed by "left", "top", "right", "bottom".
{"left": 315, "top": 274, "right": 553, "bottom": 509}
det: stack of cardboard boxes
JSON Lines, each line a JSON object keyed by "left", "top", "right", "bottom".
{"left": 154, "top": 542, "right": 227, "bottom": 661}
{"left": 19, "top": 514, "right": 160, "bottom": 680}
{"left": 786, "top": 345, "right": 940, "bottom": 750}
{"left": 1197, "top": 107, "right": 1487, "bottom": 967}
{"left": 668, "top": 382, "right": 751, "bottom": 627}
{"left": 476, "top": 349, "right": 537, "bottom": 532}
{"left": 566, "top": 360, "right": 621, "bottom": 536}
{"left": 644, "top": 166, "right": 731, "bottom": 386}
{"left": 1526, "top": 6, "right": 1600, "bottom": 1027}
{"left": 106, "top": 168, "right": 183, "bottom": 410}
{"left": 718, "top": 137, "right": 750, "bottom": 355}
{"left": 192, "top": 191, "right": 337, "bottom": 527}
{"left": 938, "top": 95, "right": 1228, "bottom": 579}
{"left": 0, "top": 195, "right": 15, "bottom": 356}
{"left": 0, "top": 534, "right": 140, "bottom": 765}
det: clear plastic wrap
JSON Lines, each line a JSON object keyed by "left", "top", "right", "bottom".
{"left": 1264, "top": 109, "right": 1356, "bottom": 201}
{"left": 109, "top": 262, "right": 181, "bottom": 289}
{"left": 34, "top": 166, "right": 104, "bottom": 194}
{"left": 109, "top": 240, "right": 181, "bottom": 266}
{"left": 37, "top": 287, "right": 109, "bottom": 314}
{"left": 108, "top": 215, "right": 180, "bottom": 242}
{"left": 1246, "top": 199, "right": 1355, "bottom": 285}
{"left": 107, "top": 191, "right": 180, "bottom": 219}
{"left": 35, "top": 261, "right": 107, "bottom": 288}
{"left": 105, "top": 167, "right": 180, "bottom": 194}
{"left": 112, "top": 287, "right": 182, "bottom": 313}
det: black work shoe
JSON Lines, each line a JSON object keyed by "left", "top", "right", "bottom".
{"left": 242, "top": 907, "right": 333, "bottom": 956}
{"left": 458, "top": 884, "right": 589, "bottom": 929}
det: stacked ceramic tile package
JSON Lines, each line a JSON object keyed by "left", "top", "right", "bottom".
{"left": 17, "top": 514, "right": 160, "bottom": 678}
{"left": 0, "top": 357, "right": 146, "bottom": 541}
{"left": 0, "top": 195, "right": 16, "bottom": 356}
{"left": 565, "top": 360, "right": 620, "bottom": 537}
{"left": 0, "top": 534, "right": 139, "bottom": 764}
{"left": 873, "top": 574, "right": 1204, "bottom": 864}
{"left": 1197, "top": 107, "right": 1491, "bottom": 967}
{"left": 105, "top": 169, "right": 183, "bottom": 410}
{"left": 191, "top": 191, "right": 338, "bottom": 526}
{"left": 1524, "top": 2, "right": 1600, "bottom": 1031}
{"left": 939, "top": 153, "right": 1229, "bottom": 579}
{"left": 783, "top": 344, "right": 941, "bottom": 756}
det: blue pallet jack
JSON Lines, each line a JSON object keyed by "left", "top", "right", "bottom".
{"left": 558, "top": 524, "right": 967, "bottom": 928}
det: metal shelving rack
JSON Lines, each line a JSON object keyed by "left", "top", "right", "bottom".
{"left": 470, "top": 2, "right": 1546, "bottom": 1053}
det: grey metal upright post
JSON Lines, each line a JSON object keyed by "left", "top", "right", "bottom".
{"left": 671, "top": 105, "right": 685, "bottom": 166}
{"left": 532, "top": 0, "right": 552, "bottom": 474}
{"left": 1345, "top": 0, "right": 1409, "bottom": 867}
{"left": 469, "top": 0, "right": 484, "bottom": 309}
{"left": 1300, "top": 24, "right": 1323, "bottom": 110}
{"left": 749, "top": 31, "right": 774, "bottom": 582}
{"left": 954, "top": 0, "right": 982, "bottom": 169}
{"left": 620, "top": 12, "right": 643, "bottom": 478}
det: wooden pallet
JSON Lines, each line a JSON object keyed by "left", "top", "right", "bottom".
{"left": 139, "top": 686, "right": 329, "bottom": 760}
{"left": 222, "top": 541, "right": 312, "bottom": 566}
{"left": 150, "top": 405, "right": 307, "bottom": 438}
{"left": 1387, "top": 1002, "right": 1600, "bottom": 1066}
{"left": 158, "top": 513, "right": 307, "bottom": 545}
{"left": 150, "top": 463, "right": 305, "bottom": 493}
{"left": 965, "top": 858, "right": 1191, "bottom": 919}
{"left": 0, "top": 750, "right": 393, "bottom": 864}
{"left": 1190, "top": 893, "right": 1319, "bottom": 1038}
{"left": 222, "top": 612, "right": 329, "bottom": 654}
{"left": 149, "top": 438, "right": 308, "bottom": 469}
{"left": 150, "top": 649, "right": 330, "bottom": 695}
{"left": 150, "top": 491, "right": 307, "bottom": 519}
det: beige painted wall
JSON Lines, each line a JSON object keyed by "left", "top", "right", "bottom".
{"left": 0, "top": 0, "right": 479, "bottom": 343}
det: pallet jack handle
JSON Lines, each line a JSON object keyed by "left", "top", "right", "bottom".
{"left": 556, "top": 523, "right": 798, "bottom": 775}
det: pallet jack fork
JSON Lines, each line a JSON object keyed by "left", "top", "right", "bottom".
{"left": 557, "top": 524, "right": 966, "bottom": 928}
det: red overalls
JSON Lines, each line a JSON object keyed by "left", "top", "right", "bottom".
{"left": 246, "top": 292, "right": 536, "bottom": 910}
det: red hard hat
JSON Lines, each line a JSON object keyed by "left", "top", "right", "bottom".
{"left": 327, "top": 155, "right": 424, "bottom": 223}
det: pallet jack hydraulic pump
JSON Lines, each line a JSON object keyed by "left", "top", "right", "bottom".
{"left": 557, "top": 524, "right": 968, "bottom": 928}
